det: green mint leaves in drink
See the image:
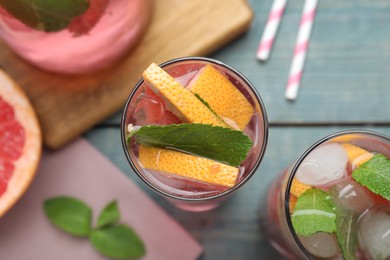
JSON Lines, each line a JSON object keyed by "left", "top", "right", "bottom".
{"left": 44, "top": 197, "right": 146, "bottom": 259}
{"left": 334, "top": 203, "right": 358, "bottom": 260}
{"left": 128, "top": 123, "right": 253, "bottom": 167}
{"left": 291, "top": 188, "right": 336, "bottom": 236}
{"left": 352, "top": 153, "right": 390, "bottom": 201}
{"left": 0, "top": 0, "right": 89, "bottom": 32}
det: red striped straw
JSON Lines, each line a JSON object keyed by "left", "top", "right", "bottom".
{"left": 285, "top": 0, "right": 318, "bottom": 100}
{"left": 257, "top": 0, "right": 287, "bottom": 61}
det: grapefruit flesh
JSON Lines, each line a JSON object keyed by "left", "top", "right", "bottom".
{"left": 341, "top": 143, "right": 373, "bottom": 168}
{"left": 0, "top": 70, "right": 41, "bottom": 217}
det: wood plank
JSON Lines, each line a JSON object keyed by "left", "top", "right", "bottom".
{"left": 211, "top": 0, "right": 390, "bottom": 123}
{"left": 84, "top": 125, "right": 390, "bottom": 259}
{"left": 0, "top": 0, "right": 253, "bottom": 149}
{"left": 102, "top": 0, "right": 390, "bottom": 127}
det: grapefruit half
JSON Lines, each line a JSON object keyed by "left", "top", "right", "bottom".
{"left": 0, "top": 69, "right": 41, "bottom": 217}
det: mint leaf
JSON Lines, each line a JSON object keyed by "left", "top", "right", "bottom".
{"left": 0, "top": 0, "right": 89, "bottom": 32}
{"left": 44, "top": 196, "right": 92, "bottom": 237}
{"left": 91, "top": 225, "right": 146, "bottom": 259}
{"left": 334, "top": 203, "right": 358, "bottom": 260}
{"left": 128, "top": 123, "right": 253, "bottom": 166}
{"left": 291, "top": 188, "right": 336, "bottom": 236}
{"left": 352, "top": 154, "right": 390, "bottom": 201}
{"left": 96, "top": 200, "right": 120, "bottom": 229}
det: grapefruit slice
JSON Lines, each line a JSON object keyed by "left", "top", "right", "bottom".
{"left": 341, "top": 143, "right": 373, "bottom": 168}
{"left": 142, "top": 63, "right": 229, "bottom": 128}
{"left": 290, "top": 178, "right": 311, "bottom": 197}
{"left": 188, "top": 64, "right": 254, "bottom": 130}
{"left": 138, "top": 145, "right": 239, "bottom": 188}
{"left": 289, "top": 194, "right": 297, "bottom": 213}
{"left": 0, "top": 70, "right": 41, "bottom": 217}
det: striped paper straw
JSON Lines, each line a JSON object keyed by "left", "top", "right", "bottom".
{"left": 285, "top": 0, "right": 318, "bottom": 100}
{"left": 257, "top": 0, "right": 287, "bottom": 61}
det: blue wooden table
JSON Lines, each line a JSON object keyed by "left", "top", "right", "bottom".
{"left": 85, "top": 0, "right": 390, "bottom": 259}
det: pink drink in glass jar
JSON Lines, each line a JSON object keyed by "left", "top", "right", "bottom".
{"left": 262, "top": 130, "right": 390, "bottom": 259}
{"left": 121, "top": 57, "right": 268, "bottom": 212}
{"left": 0, "top": 0, "right": 151, "bottom": 74}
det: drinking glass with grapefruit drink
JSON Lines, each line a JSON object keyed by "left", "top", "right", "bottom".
{"left": 0, "top": 0, "right": 151, "bottom": 74}
{"left": 261, "top": 130, "right": 390, "bottom": 259}
{"left": 121, "top": 57, "right": 268, "bottom": 212}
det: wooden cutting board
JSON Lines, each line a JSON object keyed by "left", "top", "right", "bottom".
{"left": 0, "top": 0, "right": 253, "bottom": 149}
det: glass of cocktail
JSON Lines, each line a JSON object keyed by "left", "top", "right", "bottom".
{"left": 121, "top": 57, "right": 268, "bottom": 212}
{"left": 0, "top": 0, "right": 151, "bottom": 74}
{"left": 262, "top": 130, "right": 390, "bottom": 259}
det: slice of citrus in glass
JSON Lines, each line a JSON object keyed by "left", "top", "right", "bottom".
{"left": 188, "top": 64, "right": 254, "bottom": 130}
{"left": 138, "top": 145, "right": 239, "bottom": 188}
{"left": 290, "top": 178, "right": 311, "bottom": 197}
{"left": 0, "top": 70, "right": 41, "bottom": 217}
{"left": 341, "top": 143, "right": 373, "bottom": 168}
{"left": 142, "top": 63, "right": 229, "bottom": 128}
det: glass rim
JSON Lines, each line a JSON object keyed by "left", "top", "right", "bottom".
{"left": 284, "top": 129, "right": 390, "bottom": 259}
{"left": 120, "top": 56, "right": 269, "bottom": 202}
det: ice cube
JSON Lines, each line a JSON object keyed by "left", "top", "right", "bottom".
{"left": 147, "top": 169, "right": 186, "bottom": 190}
{"left": 358, "top": 205, "right": 390, "bottom": 260}
{"left": 331, "top": 177, "right": 374, "bottom": 213}
{"left": 296, "top": 143, "right": 348, "bottom": 186}
{"left": 130, "top": 92, "right": 164, "bottom": 125}
{"left": 175, "top": 70, "right": 198, "bottom": 87}
{"left": 131, "top": 87, "right": 180, "bottom": 125}
{"left": 144, "top": 169, "right": 226, "bottom": 198}
{"left": 298, "top": 232, "right": 340, "bottom": 259}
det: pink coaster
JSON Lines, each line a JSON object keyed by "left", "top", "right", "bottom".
{"left": 0, "top": 138, "right": 203, "bottom": 260}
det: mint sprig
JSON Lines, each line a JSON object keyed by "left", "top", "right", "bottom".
{"left": 128, "top": 123, "right": 253, "bottom": 166}
{"left": 291, "top": 188, "right": 336, "bottom": 236}
{"left": 0, "top": 0, "right": 89, "bottom": 32}
{"left": 334, "top": 202, "right": 358, "bottom": 260}
{"left": 44, "top": 197, "right": 146, "bottom": 259}
{"left": 352, "top": 153, "right": 390, "bottom": 201}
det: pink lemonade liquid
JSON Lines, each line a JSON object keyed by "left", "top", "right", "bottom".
{"left": 122, "top": 58, "right": 268, "bottom": 211}
{"left": 0, "top": 0, "right": 151, "bottom": 74}
{"left": 263, "top": 132, "right": 390, "bottom": 259}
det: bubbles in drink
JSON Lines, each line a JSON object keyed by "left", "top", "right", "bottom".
{"left": 299, "top": 232, "right": 339, "bottom": 259}
{"left": 296, "top": 143, "right": 348, "bottom": 186}
{"left": 358, "top": 205, "right": 390, "bottom": 260}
